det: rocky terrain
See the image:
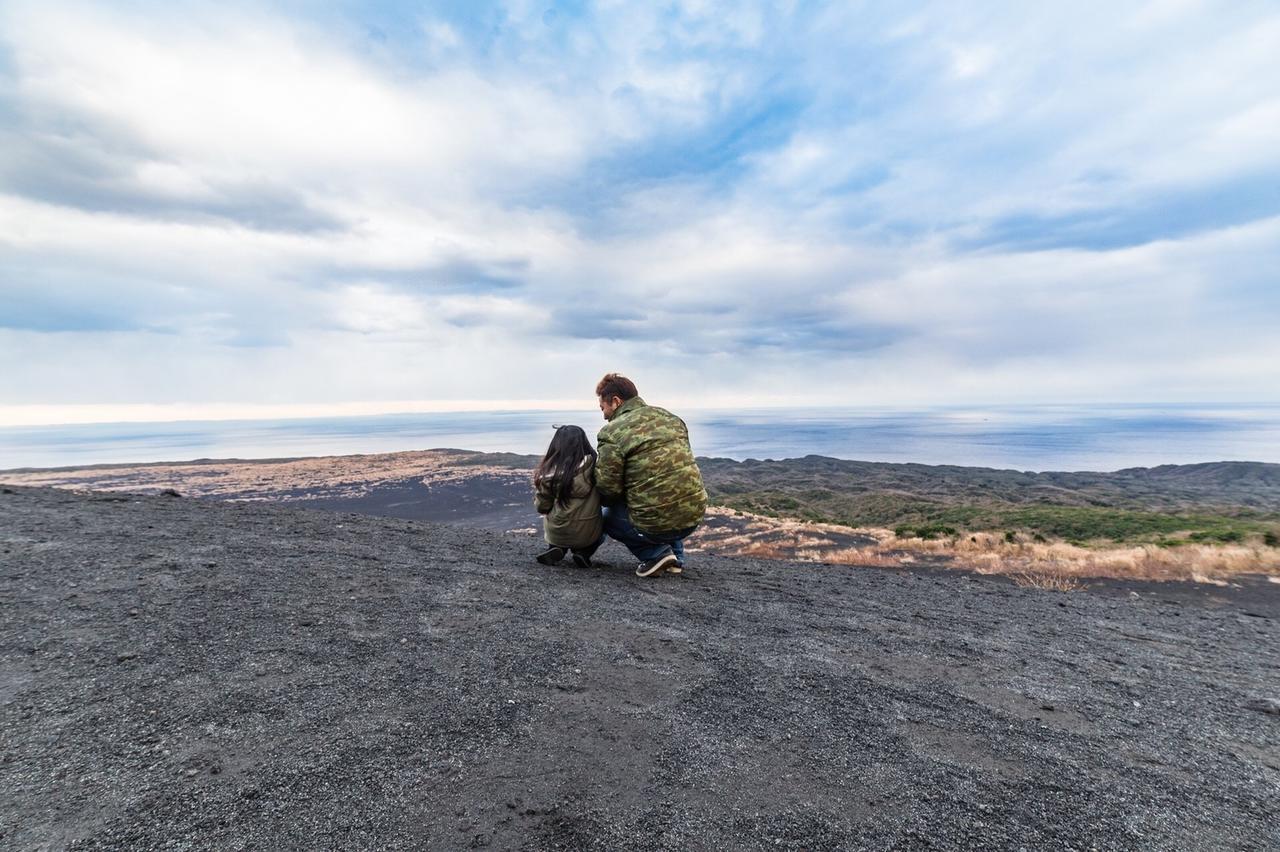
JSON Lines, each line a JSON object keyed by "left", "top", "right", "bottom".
{"left": 5, "top": 450, "right": 1278, "bottom": 583}
{"left": 2, "top": 485, "right": 1278, "bottom": 849}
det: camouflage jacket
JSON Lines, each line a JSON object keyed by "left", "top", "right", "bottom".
{"left": 596, "top": 397, "right": 707, "bottom": 534}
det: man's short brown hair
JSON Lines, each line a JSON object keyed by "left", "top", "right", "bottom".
{"left": 596, "top": 373, "right": 638, "bottom": 402}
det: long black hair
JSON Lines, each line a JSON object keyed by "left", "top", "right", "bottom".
{"left": 534, "top": 425, "right": 597, "bottom": 509}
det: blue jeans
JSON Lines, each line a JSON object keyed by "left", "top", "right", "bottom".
{"left": 602, "top": 504, "right": 698, "bottom": 563}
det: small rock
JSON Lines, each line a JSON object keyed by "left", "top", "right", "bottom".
{"left": 184, "top": 768, "right": 198, "bottom": 777}
{"left": 160, "top": 488, "right": 181, "bottom": 498}
{"left": 116, "top": 652, "right": 138, "bottom": 663}
{"left": 1245, "top": 698, "right": 1280, "bottom": 716}
{"left": 1040, "top": 703, "right": 1055, "bottom": 712}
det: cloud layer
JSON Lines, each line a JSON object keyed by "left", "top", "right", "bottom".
{"left": 2, "top": 0, "right": 1278, "bottom": 418}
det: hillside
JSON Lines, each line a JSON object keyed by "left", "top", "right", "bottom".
{"left": 5, "top": 450, "right": 1280, "bottom": 557}
{"left": 1, "top": 486, "right": 1277, "bottom": 849}
{"left": 699, "top": 457, "right": 1280, "bottom": 510}
{"left": 699, "top": 457, "right": 1280, "bottom": 545}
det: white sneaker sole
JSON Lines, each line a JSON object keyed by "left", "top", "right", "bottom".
{"left": 636, "top": 553, "right": 679, "bottom": 577}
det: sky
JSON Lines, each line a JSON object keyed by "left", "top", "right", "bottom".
{"left": 1, "top": 0, "right": 1278, "bottom": 425}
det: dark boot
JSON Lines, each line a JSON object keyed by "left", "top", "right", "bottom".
{"left": 535, "top": 545, "right": 567, "bottom": 565}
{"left": 570, "top": 536, "right": 604, "bottom": 569}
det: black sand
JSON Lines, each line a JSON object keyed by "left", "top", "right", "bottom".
{"left": 1, "top": 486, "right": 1277, "bottom": 849}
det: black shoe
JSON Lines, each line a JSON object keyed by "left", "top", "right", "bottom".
{"left": 536, "top": 546, "right": 567, "bottom": 565}
{"left": 571, "top": 537, "right": 603, "bottom": 569}
{"left": 636, "top": 551, "right": 679, "bottom": 577}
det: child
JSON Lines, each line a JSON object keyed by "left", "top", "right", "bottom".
{"left": 533, "top": 425, "right": 604, "bottom": 568}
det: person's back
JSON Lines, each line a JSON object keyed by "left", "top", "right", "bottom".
{"left": 596, "top": 397, "right": 706, "bottom": 534}
{"left": 532, "top": 425, "right": 605, "bottom": 569}
{"left": 535, "top": 455, "right": 603, "bottom": 548}
{"left": 593, "top": 373, "right": 706, "bottom": 577}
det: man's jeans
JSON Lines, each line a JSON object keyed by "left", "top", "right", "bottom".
{"left": 602, "top": 504, "right": 698, "bottom": 563}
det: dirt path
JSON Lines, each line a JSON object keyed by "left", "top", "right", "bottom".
{"left": 1, "top": 486, "right": 1277, "bottom": 849}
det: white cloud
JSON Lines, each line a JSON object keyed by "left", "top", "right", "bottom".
{"left": 0, "top": 0, "right": 1277, "bottom": 421}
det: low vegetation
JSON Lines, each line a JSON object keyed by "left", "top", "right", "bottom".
{"left": 691, "top": 508, "right": 1280, "bottom": 587}
{"left": 711, "top": 490, "right": 1280, "bottom": 548}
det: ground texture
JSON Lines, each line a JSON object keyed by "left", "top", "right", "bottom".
{"left": 2, "top": 486, "right": 1278, "bottom": 850}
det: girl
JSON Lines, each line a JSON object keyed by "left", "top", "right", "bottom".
{"left": 533, "top": 425, "right": 604, "bottom": 568}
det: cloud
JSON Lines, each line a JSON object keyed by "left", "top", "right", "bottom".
{"left": 1, "top": 0, "right": 1278, "bottom": 416}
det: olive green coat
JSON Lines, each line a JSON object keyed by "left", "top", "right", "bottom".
{"left": 596, "top": 397, "right": 707, "bottom": 534}
{"left": 535, "top": 456, "right": 603, "bottom": 548}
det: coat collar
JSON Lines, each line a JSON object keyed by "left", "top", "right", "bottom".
{"left": 609, "top": 396, "right": 647, "bottom": 421}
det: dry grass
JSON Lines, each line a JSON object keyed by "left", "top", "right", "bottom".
{"left": 933, "top": 536, "right": 1274, "bottom": 583}
{"left": 694, "top": 507, "right": 1280, "bottom": 586}
{"left": 1009, "top": 572, "right": 1088, "bottom": 592}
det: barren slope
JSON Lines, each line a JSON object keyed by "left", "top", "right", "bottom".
{"left": 1, "top": 486, "right": 1278, "bottom": 850}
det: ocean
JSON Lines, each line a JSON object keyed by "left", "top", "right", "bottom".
{"left": 2, "top": 404, "right": 1278, "bottom": 473}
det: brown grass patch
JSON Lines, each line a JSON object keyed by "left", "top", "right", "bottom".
{"left": 1010, "top": 572, "right": 1087, "bottom": 592}
{"left": 693, "top": 507, "right": 1280, "bottom": 586}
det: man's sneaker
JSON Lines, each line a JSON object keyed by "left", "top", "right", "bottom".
{"left": 570, "top": 551, "right": 593, "bottom": 569}
{"left": 636, "top": 551, "right": 679, "bottom": 577}
{"left": 535, "top": 546, "right": 567, "bottom": 565}
{"left": 667, "top": 561, "right": 684, "bottom": 575}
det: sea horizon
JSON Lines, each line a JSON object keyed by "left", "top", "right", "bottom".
{"left": 3, "top": 402, "right": 1279, "bottom": 474}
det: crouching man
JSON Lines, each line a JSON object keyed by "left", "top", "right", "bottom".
{"left": 594, "top": 373, "right": 707, "bottom": 577}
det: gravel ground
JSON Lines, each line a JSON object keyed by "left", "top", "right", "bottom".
{"left": 1, "top": 486, "right": 1278, "bottom": 850}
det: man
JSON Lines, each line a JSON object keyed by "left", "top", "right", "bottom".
{"left": 594, "top": 373, "right": 707, "bottom": 577}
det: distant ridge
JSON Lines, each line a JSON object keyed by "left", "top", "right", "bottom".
{"left": 697, "top": 455, "right": 1280, "bottom": 511}
{"left": 3, "top": 450, "right": 1277, "bottom": 544}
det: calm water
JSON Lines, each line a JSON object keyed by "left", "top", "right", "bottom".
{"left": 1, "top": 404, "right": 1278, "bottom": 472}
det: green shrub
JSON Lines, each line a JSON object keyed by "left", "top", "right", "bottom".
{"left": 1264, "top": 531, "right": 1279, "bottom": 547}
{"left": 1189, "top": 530, "right": 1244, "bottom": 544}
{"left": 916, "top": 523, "right": 958, "bottom": 540}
